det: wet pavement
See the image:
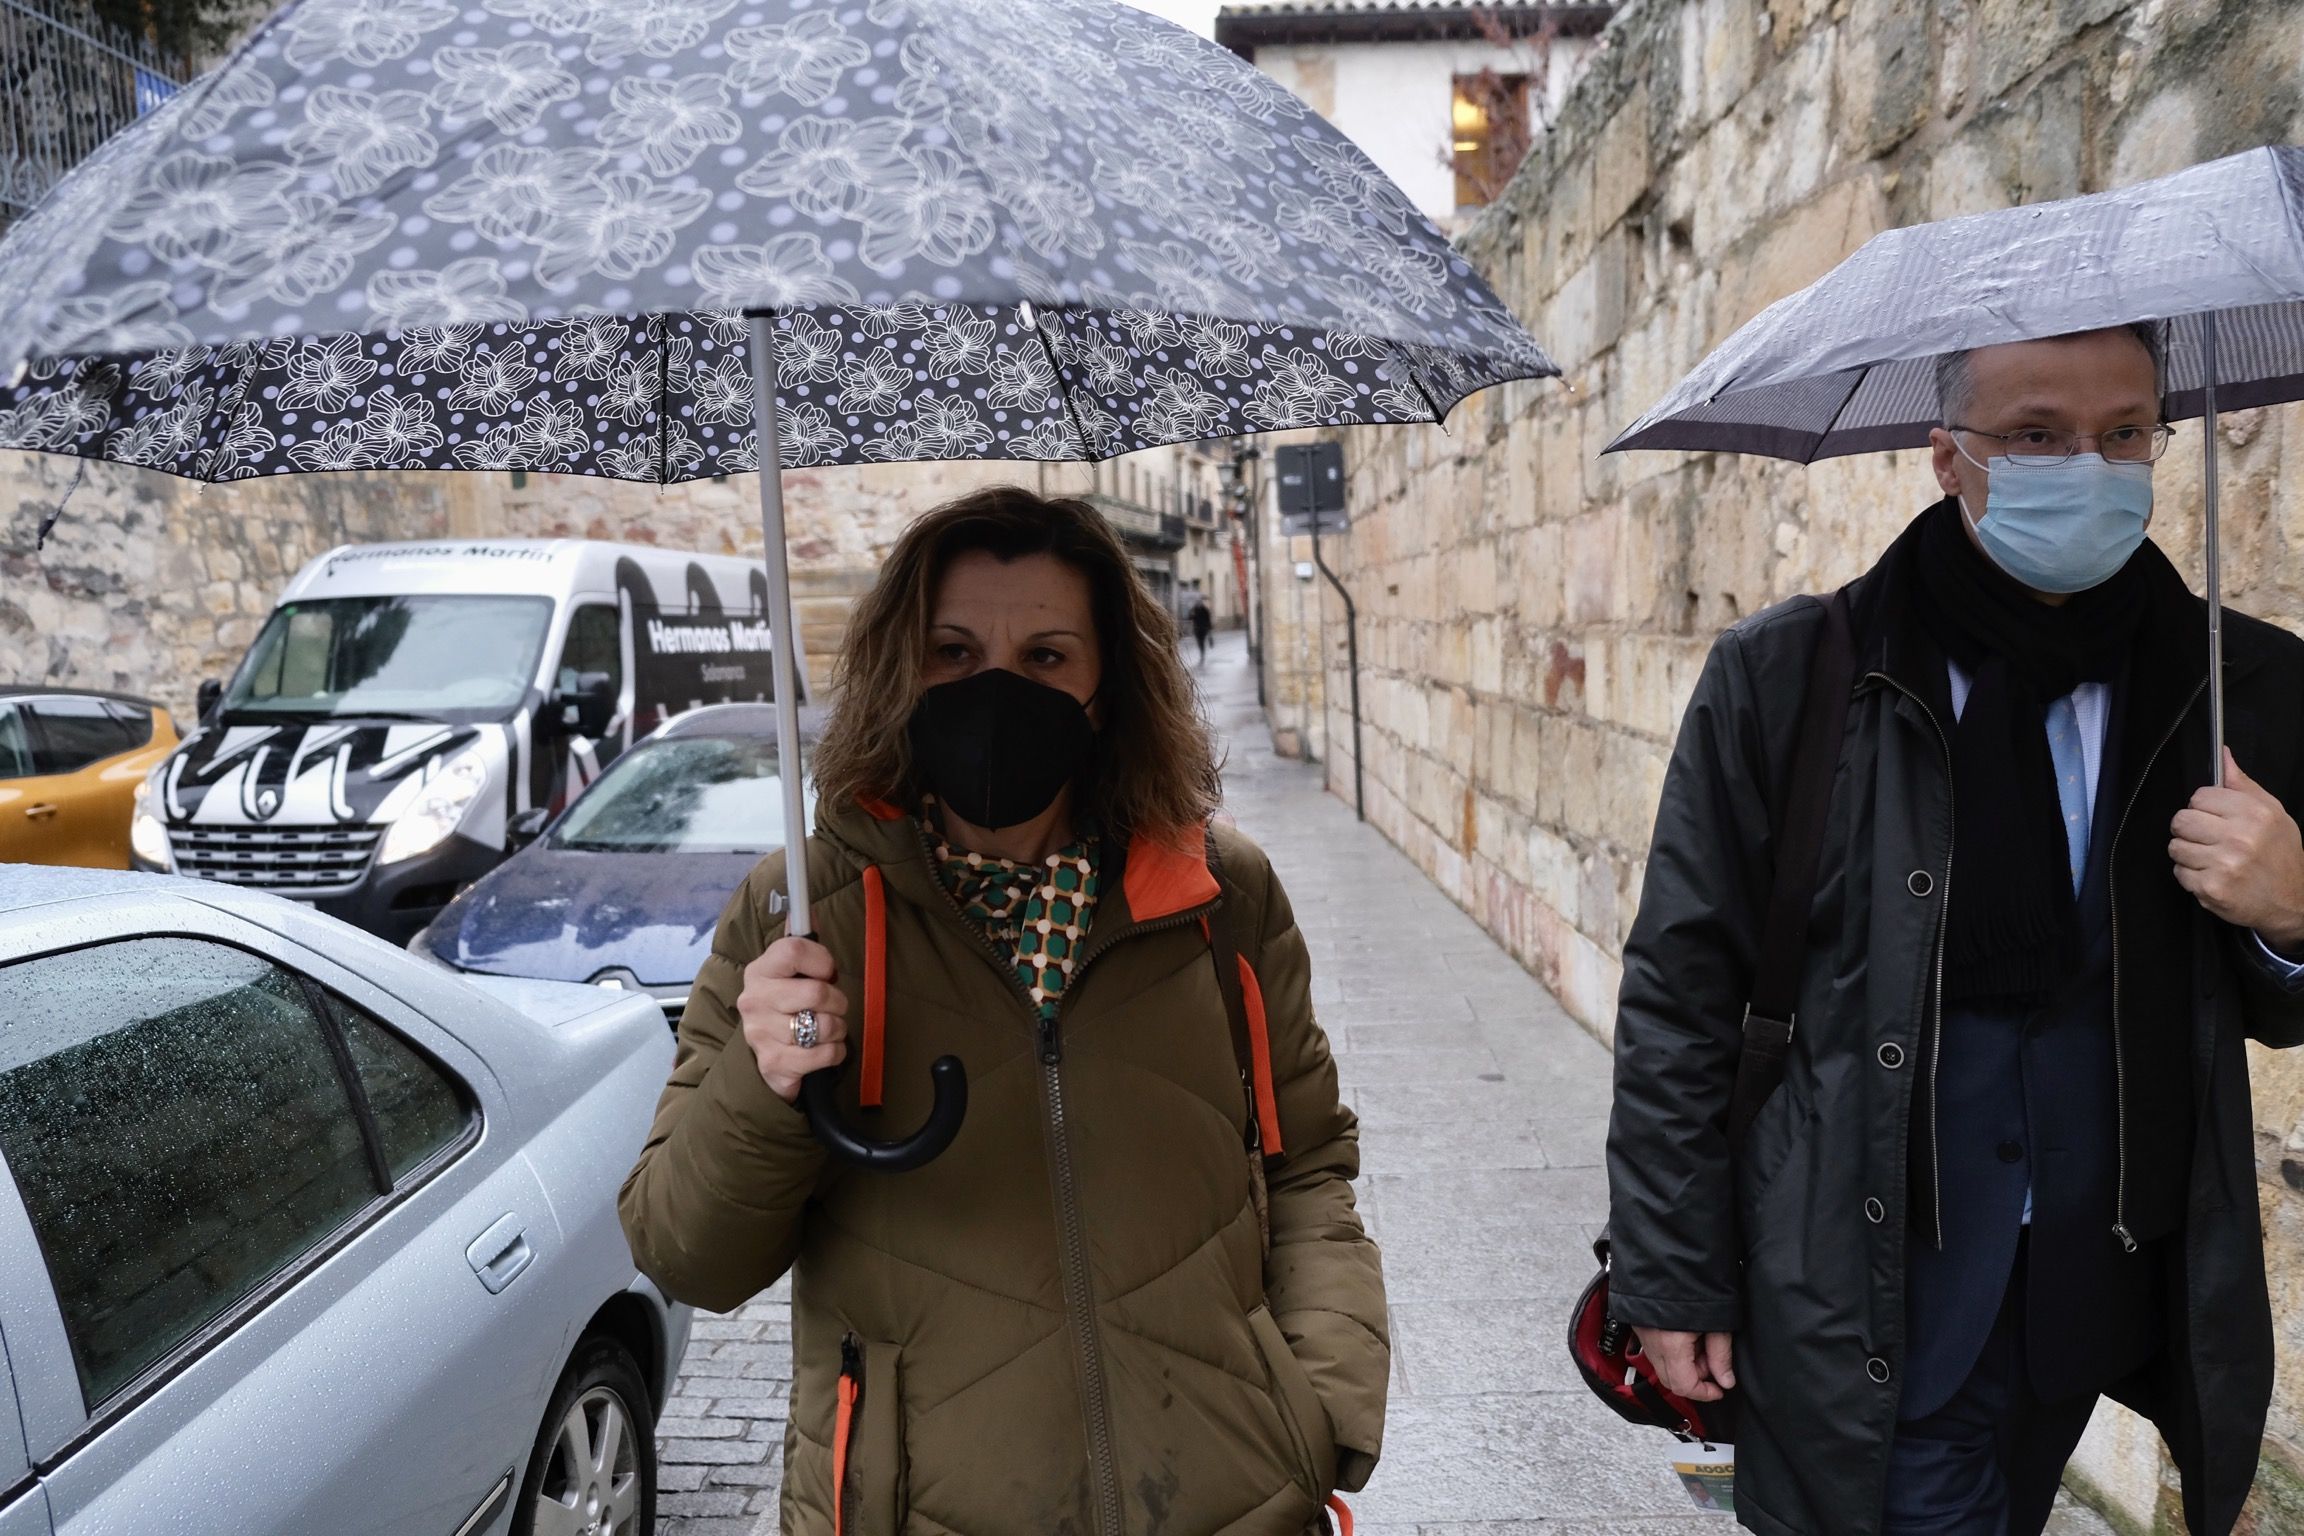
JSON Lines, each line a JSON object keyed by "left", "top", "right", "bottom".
{"left": 654, "top": 629, "right": 2115, "bottom": 1535}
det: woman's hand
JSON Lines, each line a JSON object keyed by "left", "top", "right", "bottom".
{"left": 738, "top": 936, "right": 850, "bottom": 1102}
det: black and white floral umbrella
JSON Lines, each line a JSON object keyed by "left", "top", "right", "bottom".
{"left": 0, "top": 0, "right": 1555, "bottom": 1167}
{"left": 0, "top": 0, "right": 1552, "bottom": 479}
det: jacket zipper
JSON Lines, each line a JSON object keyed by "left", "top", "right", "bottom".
{"left": 1044, "top": 901, "right": 1215, "bottom": 1536}
{"left": 2104, "top": 677, "right": 2210, "bottom": 1254}
{"left": 1867, "top": 673, "right": 1955, "bottom": 1252}
{"left": 1041, "top": 899, "right": 1214, "bottom": 1536}
{"left": 907, "top": 826, "right": 1213, "bottom": 1536}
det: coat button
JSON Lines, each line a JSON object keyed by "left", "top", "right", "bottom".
{"left": 1907, "top": 870, "right": 1934, "bottom": 898}
{"left": 1997, "top": 1141, "right": 2024, "bottom": 1164}
{"left": 1867, "top": 1357, "right": 1893, "bottom": 1384}
{"left": 1877, "top": 1041, "right": 1906, "bottom": 1070}
{"left": 1865, "top": 1197, "right": 1886, "bottom": 1224}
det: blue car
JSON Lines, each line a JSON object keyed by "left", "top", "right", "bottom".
{"left": 413, "top": 704, "right": 813, "bottom": 1026}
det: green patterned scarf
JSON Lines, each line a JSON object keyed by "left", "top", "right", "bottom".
{"left": 934, "top": 833, "right": 1101, "bottom": 1022}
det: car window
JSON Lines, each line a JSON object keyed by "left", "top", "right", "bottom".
{"left": 26, "top": 697, "right": 138, "bottom": 774}
{"left": 102, "top": 699, "right": 155, "bottom": 750}
{"left": 550, "top": 735, "right": 796, "bottom": 854}
{"left": 328, "top": 996, "right": 471, "bottom": 1181}
{"left": 556, "top": 603, "right": 622, "bottom": 696}
{"left": 0, "top": 706, "right": 30, "bottom": 779}
{"left": 0, "top": 938, "right": 378, "bottom": 1407}
{"left": 226, "top": 596, "right": 552, "bottom": 724}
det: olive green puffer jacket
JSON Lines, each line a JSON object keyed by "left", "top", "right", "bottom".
{"left": 619, "top": 799, "right": 1389, "bottom": 1536}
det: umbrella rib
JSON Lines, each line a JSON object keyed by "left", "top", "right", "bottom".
{"left": 196, "top": 343, "right": 259, "bottom": 483}
{"left": 657, "top": 314, "right": 671, "bottom": 485}
{"left": 1799, "top": 366, "right": 1873, "bottom": 466}
{"left": 1403, "top": 348, "right": 1447, "bottom": 426}
{"left": 1034, "top": 307, "right": 1099, "bottom": 464}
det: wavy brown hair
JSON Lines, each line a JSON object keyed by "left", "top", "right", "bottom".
{"left": 811, "top": 485, "right": 1222, "bottom": 835}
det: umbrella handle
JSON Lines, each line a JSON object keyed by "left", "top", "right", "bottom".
{"left": 800, "top": 1056, "right": 969, "bottom": 1172}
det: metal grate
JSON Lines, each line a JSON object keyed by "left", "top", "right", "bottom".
{"left": 170, "top": 825, "right": 382, "bottom": 891}
{"left": 0, "top": 0, "right": 182, "bottom": 224}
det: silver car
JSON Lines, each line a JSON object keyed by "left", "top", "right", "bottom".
{"left": 0, "top": 865, "right": 689, "bottom": 1536}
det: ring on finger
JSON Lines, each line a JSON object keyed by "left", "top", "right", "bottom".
{"left": 789, "top": 1008, "right": 819, "bottom": 1049}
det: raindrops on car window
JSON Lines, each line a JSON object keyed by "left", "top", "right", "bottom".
{"left": 0, "top": 937, "right": 376, "bottom": 1404}
{"left": 553, "top": 735, "right": 788, "bottom": 853}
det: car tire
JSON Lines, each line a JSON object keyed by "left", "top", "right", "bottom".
{"left": 513, "top": 1334, "right": 658, "bottom": 1536}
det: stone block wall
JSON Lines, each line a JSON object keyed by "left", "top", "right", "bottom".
{"left": 2, "top": 451, "right": 1152, "bottom": 716}
{"left": 1310, "top": 0, "right": 2304, "bottom": 1524}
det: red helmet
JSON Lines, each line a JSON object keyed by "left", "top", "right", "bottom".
{"left": 1567, "top": 1239, "right": 1734, "bottom": 1444}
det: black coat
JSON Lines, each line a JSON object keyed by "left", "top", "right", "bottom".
{"left": 1606, "top": 512, "right": 2304, "bottom": 1536}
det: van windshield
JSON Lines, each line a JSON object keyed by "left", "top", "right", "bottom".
{"left": 224, "top": 596, "right": 554, "bottom": 724}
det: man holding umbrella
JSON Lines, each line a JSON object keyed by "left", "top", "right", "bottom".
{"left": 1606, "top": 318, "right": 2304, "bottom": 1535}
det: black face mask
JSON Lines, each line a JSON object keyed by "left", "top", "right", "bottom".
{"left": 907, "top": 668, "right": 1095, "bottom": 831}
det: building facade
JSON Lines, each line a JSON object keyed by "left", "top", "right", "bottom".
{"left": 1215, "top": 2, "right": 1613, "bottom": 229}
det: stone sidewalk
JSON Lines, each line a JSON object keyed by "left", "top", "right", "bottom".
{"left": 654, "top": 630, "right": 2112, "bottom": 1534}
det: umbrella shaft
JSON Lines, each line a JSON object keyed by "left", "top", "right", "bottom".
{"left": 749, "top": 314, "right": 815, "bottom": 935}
{"left": 2203, "top": 312, "right": 2225, "bottom": 789}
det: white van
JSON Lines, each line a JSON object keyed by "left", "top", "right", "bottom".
{"left": 128, "top": 539, "right": 802, "bottom": 943}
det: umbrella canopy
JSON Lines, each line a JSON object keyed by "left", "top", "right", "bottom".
{"left": 0, "top": 0, "right": 1553, "bottom": 479}
{"left": 1608, "top": 145, "right": 2304, "bottom": 461}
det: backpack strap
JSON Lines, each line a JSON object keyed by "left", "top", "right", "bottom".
{"left": 1204, "top": 828, "right": 1285, "bottom": 1170}
{"left": 1727, "top": 588, "right": 1857, "bottom": 1156}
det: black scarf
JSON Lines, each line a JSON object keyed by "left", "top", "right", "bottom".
{"left": 1889, "top": 500, "right": 2207, "bottom": 1244}
{"left": 1914, "top": 499, "right": 2149, "bottom": 1008}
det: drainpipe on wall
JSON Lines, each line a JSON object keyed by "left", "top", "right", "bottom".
{"left": 1309, "top": 516, "right": 1364, "bottom": 823}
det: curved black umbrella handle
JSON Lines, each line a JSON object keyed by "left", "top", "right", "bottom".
{"left": 800, "top": 1056, "right": 969, "bottom": 1173}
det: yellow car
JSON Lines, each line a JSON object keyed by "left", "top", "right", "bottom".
{"left": 0, "top": 688, "right": 180, "bottom": 869}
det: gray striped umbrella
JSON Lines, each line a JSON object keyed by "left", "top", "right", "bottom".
{"left": 1608, "top": 144, "right": 2304, "bottom": 781}
{"left": 0, "top": 0, "right": 1554, "bottom": 1169}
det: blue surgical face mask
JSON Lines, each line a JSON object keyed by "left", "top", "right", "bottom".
{"left": 1959, "top": 452, "right": 2154, "bottom": 595}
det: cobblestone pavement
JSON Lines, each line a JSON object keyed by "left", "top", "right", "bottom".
{"left": 655, "top": 631, "right": 2114, "bottom": 1535}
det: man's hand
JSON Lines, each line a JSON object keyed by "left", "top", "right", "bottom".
{"left": 1633, "top": 1328, "right": 1736, "bottom": 1403}
{"left": 2171, "top": 749, "right": 2304, "bottom": 951}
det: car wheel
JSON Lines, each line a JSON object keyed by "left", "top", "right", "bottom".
{"left": 514, "top": 1334, "right": 657, "bottom": 1536}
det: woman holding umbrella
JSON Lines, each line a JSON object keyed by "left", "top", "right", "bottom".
{"left": 620, "top": 485, "right": 1387, "bottom": 1536}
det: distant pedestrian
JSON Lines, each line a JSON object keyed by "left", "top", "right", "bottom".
{"left": 1607, "top": 324, "right": 2304, "bottom": 1536}
{"left": 621, "top": 487, "right": 1387, "bottom": 1536}
{"left": 1190, "top": 592, "right": 1214, "bottom": 662}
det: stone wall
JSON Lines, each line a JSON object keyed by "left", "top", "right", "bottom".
{"left": 1311, "top": 0, "right": 2304, "bottom": 1525}
{"left": 1, "top": 445, "right": 1220, "bottom": 718}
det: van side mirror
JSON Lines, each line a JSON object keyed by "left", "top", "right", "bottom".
{"left": 505, "top": 806, "right": 552, "bottom": 850}
{"left": 195, "top": 678, "right": 222, "bottom": 724}
{"left": 550, "top": 671, "right": 616, "bottom": 738}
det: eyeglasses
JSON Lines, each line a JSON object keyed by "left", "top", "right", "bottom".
{"left": 1948, "top": 422, "right": 2174, "bottom": 467}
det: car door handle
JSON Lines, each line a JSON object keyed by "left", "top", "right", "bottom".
{"left": 465, "top": 1214, "right": 533, "bottom": 1294}
{"left": 23, "top": 804, "right": 56, "bottom": 819}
